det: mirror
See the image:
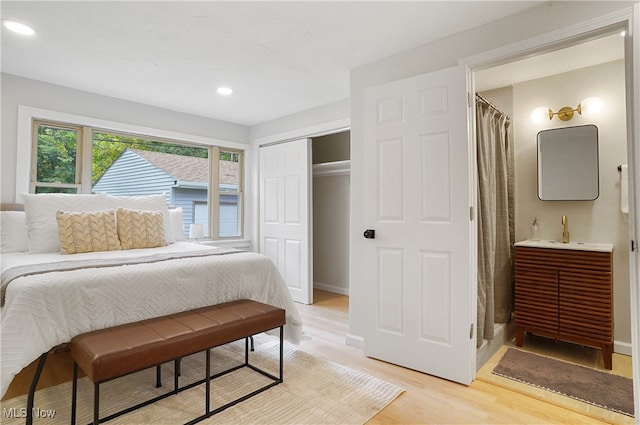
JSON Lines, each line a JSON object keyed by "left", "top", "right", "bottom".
{"left": 537, "top": 124, "right": 599, "bottom": 200}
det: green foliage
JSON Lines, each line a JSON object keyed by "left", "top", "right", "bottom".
{"left": 36, "top": 126, "right": 77, "bottom": 184}
{"left": 220, "top": 151, "right": 239, "bottom": 162}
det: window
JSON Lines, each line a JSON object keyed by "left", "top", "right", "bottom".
{"left": 32, "top": 121, "right": 82, "bottom": 193}
{"left": 30, "top": 120, "right": 244, "bottom": 240}
{"left": 218, "top": 150, "right": 243, "bottom": 238}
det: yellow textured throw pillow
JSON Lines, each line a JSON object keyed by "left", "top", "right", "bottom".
{"left": 56, "top": 209, "right": 121, "bottom": 254}
{"left": 117, "top": 208, "right": 166, "bottom": 249}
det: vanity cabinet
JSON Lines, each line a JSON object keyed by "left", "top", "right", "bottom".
{"left": 514, "top": 242, "right": 613, "bottom": 369}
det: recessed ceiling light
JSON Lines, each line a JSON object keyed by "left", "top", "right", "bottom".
{"left": 3, "top": 20, "right": 35, "bottom": 36}
{"left": 216, "top": 87, "right": 233, "bottom": 96}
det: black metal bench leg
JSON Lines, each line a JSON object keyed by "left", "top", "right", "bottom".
{"left": 279, "top": 325, "right": 284, "bottom": 382}
{"left": 71, "top": 362, "right": 78, "bottom": 425}
{"left": 26, "top": 352, "right": 48, "bottom": 425}
{"left": 174, "top": 358, "right": 180, "bottom": 393}
{"left": 93, "top": 383, "right": 100, "bottom": 425}
{"left": 249, "top": 335, "right": 255, "bottom": 351}
{"left": 156, "top": 364, "right": 162, "bottom": 388}
{"left": 205, "top": 349, "right": 211, "bottom": 415}
{"left": 245, "top": 337, "right": 249, "bottom": 365}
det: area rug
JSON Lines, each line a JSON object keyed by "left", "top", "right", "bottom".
{"left": 0, "top": 335, "right": 403, "bottom": 424}
{"left": 492, "top": 348, "right": 634, "bottom": 417}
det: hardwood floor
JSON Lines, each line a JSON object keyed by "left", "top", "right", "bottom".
{"left": 3, "top": 289, "right": 632, "bottom": 424}
{"left": 294, "top": 290, "right": 623, "bottom": 424}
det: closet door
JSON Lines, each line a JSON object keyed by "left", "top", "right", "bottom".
{"left": 259, "top": 139, "right": 312, "bottom": 304}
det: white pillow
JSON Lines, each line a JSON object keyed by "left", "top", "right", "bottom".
{"left": 1, "top": 211, "right": 29, "bottom": 253}
{"left": 22, "top": 193, "right": 108, "bottom": 253}
{"left": 169, "top": 207, "right": 186, "bottom": 241}
{"left": 106, "top": 194, "right": 174, "bottom": 243}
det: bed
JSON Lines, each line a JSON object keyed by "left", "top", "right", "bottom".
{"left": 0, "top": 194, "right": 303, "bottom": 399}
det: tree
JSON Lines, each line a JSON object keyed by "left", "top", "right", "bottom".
{"left": 37, "top": 126, "right": 77, "bottom": 184}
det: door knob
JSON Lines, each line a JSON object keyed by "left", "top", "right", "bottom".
{"left": 363, "top": 229, "right": 375, "bottom": 239}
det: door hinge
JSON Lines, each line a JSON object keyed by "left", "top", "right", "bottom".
{"left": 470, "top": 206, "right": 474, "bottom": 221}
{"left": 467, "top": 92, "right": 473, "bottom": 107}
{"left": 632, "top": 240, "right": 636, "bottom": 252}
{"left": 469, "top": 323, "right": 474, "bottom": 339}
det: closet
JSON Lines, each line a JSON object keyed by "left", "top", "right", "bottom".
{"left": 311, "top": 131, "right": 350, "bottom": 296}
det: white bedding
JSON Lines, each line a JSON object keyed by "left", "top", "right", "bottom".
{"left": 0, "top": 242, "right": 303, "bottom": 398}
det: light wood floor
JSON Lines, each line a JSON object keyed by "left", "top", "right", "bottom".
{"left": 294, "top": 290, "right": 629, "bottom": 424}
{"left": 3, "top": 289, "right": 633, "bottom": 424}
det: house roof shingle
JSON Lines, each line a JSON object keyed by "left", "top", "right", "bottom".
{"left": 131, "top": 148, "right": 239, "bottom": 185}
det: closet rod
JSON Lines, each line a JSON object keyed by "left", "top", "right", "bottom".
{"left": 475, "top": 94, "right": 511, "bottom": 120}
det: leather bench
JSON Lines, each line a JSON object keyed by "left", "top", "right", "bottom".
{"left": 70, "top": 299, "right": 286, "bottom": 425}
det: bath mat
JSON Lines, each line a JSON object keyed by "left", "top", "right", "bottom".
{"left": 492, "top": 348, "right": 634, "bottom": 417}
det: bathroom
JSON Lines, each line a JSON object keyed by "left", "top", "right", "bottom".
{"left": 475, "top": 33, "right": 632, "bottom": 366}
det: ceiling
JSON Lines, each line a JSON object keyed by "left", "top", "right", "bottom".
{"left": 2, "top": 1, "right": 624, "bottom": 128}
{"left": 2, "top": 1, "right": 549, "bottom": 126}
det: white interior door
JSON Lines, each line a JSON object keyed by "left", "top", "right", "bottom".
{"left": 361, "top": 64, "right": 476, "bottom": 384}
{"left": 259, "top": 139, "right": 313, "bottom": 304}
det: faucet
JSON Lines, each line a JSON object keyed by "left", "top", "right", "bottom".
{"left": 562, "top": 215, "right": 570, "bottom": 243}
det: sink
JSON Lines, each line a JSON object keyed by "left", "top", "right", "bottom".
{"left": 515, "top": 239, "right": 613, "bottom": 252}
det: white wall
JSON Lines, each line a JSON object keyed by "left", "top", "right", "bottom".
{"left": 513, "top": 60, "right": 630, "bottom": 348}
{"left": 250, "top": 98, "right": 350, "bottom": 142}
{"left": 313, "top": 173, "right": 350, "bottom": 295}
{"left": 348, "top": 1, "right": 634, "bottom": 346}
{"left": 1, "top": 73, "right": 250, "bottom": 203}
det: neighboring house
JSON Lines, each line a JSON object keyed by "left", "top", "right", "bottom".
{"left": 93, "top": 148, "right": 239, "bottom": 238}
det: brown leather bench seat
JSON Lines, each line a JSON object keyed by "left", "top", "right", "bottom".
{"left": 70, "top": 299, "right": 286, "bottom": 425}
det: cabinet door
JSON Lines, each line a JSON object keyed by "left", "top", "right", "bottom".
{"left": 515, "top": 264, "right": 558, "bottom": 336}
{"left": 559, "top": 269, "right": 612, "bottom": 342}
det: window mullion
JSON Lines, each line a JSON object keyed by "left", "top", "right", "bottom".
{"left": 80, "top": 127, "right": 93, "bottom": 193}
{"left": 209, "top": 146, "right": 220, "bottom": 240}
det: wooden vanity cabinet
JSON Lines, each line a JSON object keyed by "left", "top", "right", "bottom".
{"left": 514, "top": 245, "right": 613, "bottom": 369}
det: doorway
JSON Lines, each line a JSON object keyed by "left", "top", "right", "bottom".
{"left": 471, "top": 26, "right": 633, "bottom": 389}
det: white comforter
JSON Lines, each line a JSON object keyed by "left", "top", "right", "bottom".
{"left": 0, "top": 243, "right": 303, "bottom": 398}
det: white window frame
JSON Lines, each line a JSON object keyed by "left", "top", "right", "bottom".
{"left": 17, "top": 105, "right": 247, "bottom": 241}
{"left": 31, "top": 120, "right": 86, "bottom": 194}
{"left": 215, "top": 148, "right": 244, "bottom": 239}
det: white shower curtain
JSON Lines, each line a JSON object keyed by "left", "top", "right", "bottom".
{"left": 476, "top": 95, "right": 514, "bottom": 347}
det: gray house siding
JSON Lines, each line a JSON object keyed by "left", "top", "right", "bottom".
{"left": 93, "top": 150, "right": 176, "bottom": 201}
{"left": 172, "top": 187, "right": 208, "bottom": 238}
{"left": 93, "top": 148, "right": 238, "bottom": 239}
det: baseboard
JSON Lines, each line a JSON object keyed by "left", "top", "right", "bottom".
{"left": 346, "top": 333, "right": 364, "bottom": 350}
{"left": 313, "top": 282, "right": 349, "bottom": 296}
{"left": 614, "top": 340, "right": 633, "bottom": 356}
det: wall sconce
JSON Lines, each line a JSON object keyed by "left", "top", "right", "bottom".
{"left": 530, "top": 97, "right": 602, "bottom": 124}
